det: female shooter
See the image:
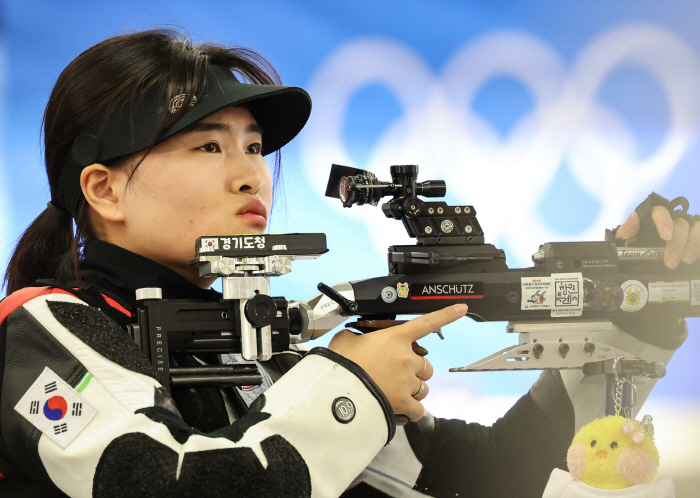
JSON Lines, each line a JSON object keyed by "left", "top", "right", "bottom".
{"left": 0, "top": 29, "right": 697, "bottom": 498}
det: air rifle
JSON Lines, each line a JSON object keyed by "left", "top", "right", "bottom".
{"left": 128, "top": 163, "right": 699, "bottom": 410}
{"left": 311, "top": 164, "right": 700, "bottom": 380}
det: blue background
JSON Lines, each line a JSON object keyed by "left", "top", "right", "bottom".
{"left": 3, "top": 1, "right": 699, "bottom": 410}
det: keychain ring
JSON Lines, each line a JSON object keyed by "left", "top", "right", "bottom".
{"left": 612, "top": 355, "right": 625, "bottom": 383}
{"left": 623, "top": 377, "right": 639, "bottom": 410}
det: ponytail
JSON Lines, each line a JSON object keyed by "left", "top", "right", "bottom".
{"left": 3, "top": 203, "right": 78, "bottom": 295}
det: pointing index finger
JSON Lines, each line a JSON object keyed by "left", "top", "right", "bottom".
{"left": 396, "top": 304, "right": 468, "bottom": 341}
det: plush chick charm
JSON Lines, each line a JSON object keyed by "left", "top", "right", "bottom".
{"left": 543, "top": 415, "right": 674, "bottom": 497}
{"left": 567, "top": 415, "right": 658, "bottom": 490}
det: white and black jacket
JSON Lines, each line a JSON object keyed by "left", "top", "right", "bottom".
{"left": 0, "top": 240, "right": 604, "bottom": 497}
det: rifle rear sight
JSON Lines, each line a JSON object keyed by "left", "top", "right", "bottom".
{"left": 326, "top": 164, "right": 483, "bottom": 246}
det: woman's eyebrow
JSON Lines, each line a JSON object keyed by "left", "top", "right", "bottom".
{"left": 182, "top": 122, "right": 263, "bottom": 135}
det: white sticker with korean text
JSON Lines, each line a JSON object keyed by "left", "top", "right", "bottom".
{"left": 521, "top": 277, "right": 553, "bottom": 310}
{"left": 551, "top": 273, "right": 583, "bottom": 317}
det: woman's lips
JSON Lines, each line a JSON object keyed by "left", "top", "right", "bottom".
{"left": 237, "top": 199, "right": 268, "bottom": 228}
{"left": 237, "top": 211, "right": 267, "bottom": 227}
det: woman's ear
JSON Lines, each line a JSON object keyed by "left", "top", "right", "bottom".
{"left": 80, "top": 164, "right": 126, "bottom": 223}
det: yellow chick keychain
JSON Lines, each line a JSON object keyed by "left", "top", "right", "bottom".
{"left": 543, "top": 362, "right": 675, "bottom": 498}
{"left": 543, "top": 415, "right": 674, "bottom": 497}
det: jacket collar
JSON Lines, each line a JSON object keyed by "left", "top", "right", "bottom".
{"left": 79, "top": 239, "right": 221, "bottom": 309}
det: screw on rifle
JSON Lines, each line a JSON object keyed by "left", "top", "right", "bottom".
{"left": 465, "top": 225, "right": 473, "bottom": 233}
{"left": 584, "top": 342, "right": 596, "bottom": 357}
{"left": 559, "top": 343, "right": 570, "bottom": 359}
{"left": 425, "top": 226, "right": 433, "bottom": 234}
{"left": 533, "top": 343, "right": 544, "bottom": 359}
{"left": 506, "top": 289, "right": 519, "bottom": 303}
{"left": 428, "top": 207, "right": 435, "bottom": 214}
{"left": 455, "top": 207, "right": 462, "bottom": 214}
{"left": 464, "top": 207, "right": 471, "bottom": 213}
{"left": 437, "top": 207, "right": 444, "bottom": 214}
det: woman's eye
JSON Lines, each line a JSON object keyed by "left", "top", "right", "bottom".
{"left": 247, "top": 142, "right": 262, "bottom": 154}
{"left": 199, "top": 142, "right": 220, "bottom": 153}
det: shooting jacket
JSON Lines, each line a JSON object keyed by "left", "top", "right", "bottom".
{"left": 0, "top": 240, "right": 574, "bottom": 498}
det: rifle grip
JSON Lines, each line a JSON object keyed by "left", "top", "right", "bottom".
{"left": 345, "top": 320, "right": 429, "bottom": 356}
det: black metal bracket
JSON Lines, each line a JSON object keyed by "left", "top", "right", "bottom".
{"left": 582, "top": 358, "right": 666, "bottom": 379}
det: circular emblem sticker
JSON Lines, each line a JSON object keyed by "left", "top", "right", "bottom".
{"left": 592, "top": 281, "right": 624, "bottom": 312}
{"left": 381, "top": 286, "right": 398, "bottom": 303}
{"left": 620, "top": 280, "right": 648, "bottom": 312}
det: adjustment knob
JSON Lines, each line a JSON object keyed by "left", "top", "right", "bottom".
{"left": 401, "top": 197, "right": 422, "bottom": 217}
{"left": 244, "top": 294, "right": 278, "bottom": 327}
{"left": 390, "top": 164, "right": 418, "bottom": 179}
{"left": 215, "top": 257, "right": 238, "bottom": 276}
{"left": 271, "top": 257, "right": 292, "bottom": 275}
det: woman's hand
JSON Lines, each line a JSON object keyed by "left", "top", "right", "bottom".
{"left": 328, "top": 303, "right": 468, "bottom": 422}
{"left": 616, "top": 207, "right": 700, "bottom": 269}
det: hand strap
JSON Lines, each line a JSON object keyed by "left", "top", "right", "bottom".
{"left": 606, "top": 192, "right": 699, "bottom": 246}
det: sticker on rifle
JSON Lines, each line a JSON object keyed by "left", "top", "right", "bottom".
{"left": 14, "top": 367, "right": 97, "bottom": 449}
{"left": 521, "top": 277, "right": 552, "bottom": 310}
{"left": 551, "top": 273, "right": 584, "bottom": 317}
{"left": 592, "top": 281, "right": 624, "bottom": 312}
{"left": 648, "top": 281, "right": 690, "bottom": 303}
{"left": 397, "top": 282, "right": 409, "bottom": 298}
{"left": 619, "top": 280, "right": 648, "bottom": 312}
{"left": 692, "top": 280, "right": 700, "bottom": 306}
{"left": 381, "top": 286, "right": 397, "bottom": 303}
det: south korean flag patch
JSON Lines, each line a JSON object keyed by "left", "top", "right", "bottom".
{"left": 14, "top": 367, "right": 97, "bottom": 448}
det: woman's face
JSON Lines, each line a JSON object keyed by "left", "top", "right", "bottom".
{"left": 106, "top": 106, "right": 272, "bottom": 284}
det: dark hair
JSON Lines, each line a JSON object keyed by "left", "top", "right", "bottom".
{"left": 4, "top": 29, "right": 285, "bottom": 295}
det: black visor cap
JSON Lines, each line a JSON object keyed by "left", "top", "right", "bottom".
{"left": 160, "top": 65, "right": 312, "bottom": 156}
{"left": 55, "top": 65, "right": 311, "bottom": 216}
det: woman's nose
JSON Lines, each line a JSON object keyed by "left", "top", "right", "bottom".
{"left": 228, "top": 156, "right": 263, "bottom": 195}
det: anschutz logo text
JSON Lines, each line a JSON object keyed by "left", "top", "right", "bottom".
{"left": 409, "top": 282, "right": 484, "bottom": 300}
{"left": 422, "top": 284, "right": 475, "bottom": 295}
